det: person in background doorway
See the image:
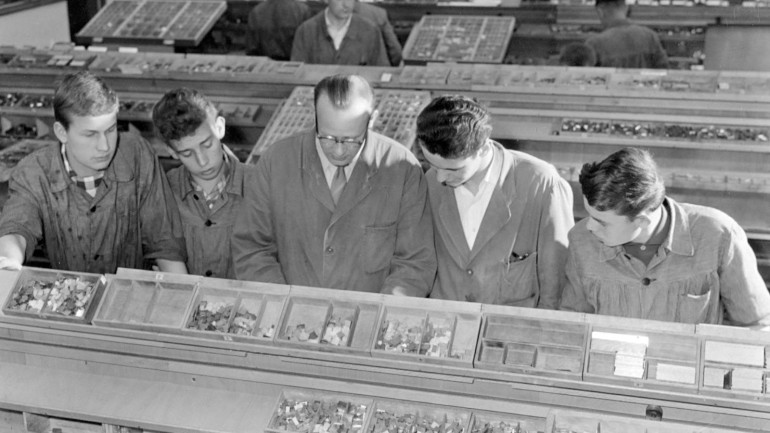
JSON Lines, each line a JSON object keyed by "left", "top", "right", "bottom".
{"left": 291, "top": 0, "right": 389, "bottom": 66}
{"left": 246, "top": 0, "right": 312, "bottom": 60}
{"left": 586, "top": 0, "right": 668, "bottom": 69}
{"left": 0, "top": 71, "right": 187, "bottom": 273}
{"left": 152, "top": 88, "right": 259, "bottom": 279}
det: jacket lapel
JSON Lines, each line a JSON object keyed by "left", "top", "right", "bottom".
{"left": 435, "top": 184, "right": 471, "bottom": 266}
{"left": 301, "top": 132, "right": 336, "bottom": 213}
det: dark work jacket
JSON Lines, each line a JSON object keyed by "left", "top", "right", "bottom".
{"left": 291, "top": 12, "right": 389, "bottom": 66}
{"left": 0, "top": 132, "right": 186, "bottom": 274}
{"left": 167, "top": 158, "right": 258, "bottom": 280}
{"left": 586, "top": 19, "right": 668, "bottom": 69}
{"left": 246, "top": 0, "right": 312, "bottom": 60}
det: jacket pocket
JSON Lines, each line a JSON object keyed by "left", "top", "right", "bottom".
{"left": 364, "top": 223, "right": 397, "bottom": 273}
{"left": 499, "top": 252, "right": 539, "bottom": 307}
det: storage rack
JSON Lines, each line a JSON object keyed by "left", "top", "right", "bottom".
{"left": 0, "top": 267, "right": 769, "bottom": 432}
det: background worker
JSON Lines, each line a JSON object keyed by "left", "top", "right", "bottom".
{"left": 586, "top": 0, "right": 668, "bottom": 69}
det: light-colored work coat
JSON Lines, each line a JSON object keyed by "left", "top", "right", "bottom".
{"left": 232, "top": 130, "right": 435, "bottom": 296}
{"left": 427, "top": 143, "right": 573, "bottom": 308}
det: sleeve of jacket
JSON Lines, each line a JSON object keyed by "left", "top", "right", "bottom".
{"left": 381, "top": 160, "right": 436, "bottom": 297}
{"left": 650, "top": 33, "right": 669, "bottom": 69}
{"left": 535, "top": 174, "right": 574, "bottom": 309}
{"left": 290, "top": 21, "right": 311, "bottom": 63}
{"left": 378, "top": 12, "right": 402, "bottom": 66}
{"left": 559, "top": 228, "right": 594, "bottom": 313}
{"left": 0, "top": 158, "right": 44, "bottom": 261}
{"left": 133, "top": 134, "right": 187, "bottom": 263}
{"left": 231, "top": 152, "right": 287, "bottom": 284}
{"left": 369, "top": 30, "right": 390, "bottom": 67}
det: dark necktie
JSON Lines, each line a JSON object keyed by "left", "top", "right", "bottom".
{"left": 330, "top": 166, "right": 347, "bottom": 205}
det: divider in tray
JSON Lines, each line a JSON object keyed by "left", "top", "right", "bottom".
{"left": 373, "top": 306, "right": 478, "bottom": 365}
{"left": 475, "top": 315, "right": 587, "bottom": 376}
{"left": 368, "top": 399, "right": 470, "bottom": 433}
{"left": 2, "top": 267, "right": 105, "bottom": 323}
{"left": 699, "top": 339, "right": 770, "bottom": 398}
{"left": 585, "top": 328, "right": 698, "bottom": 390}
{"left": 276, "top": 296, "right": 379, "bottom": 352}
{"left": 92, "top": 276, "right": 196, "bottom": 332}
{"left": 470, "top": 410, "right": 544, "bottom": 433}
{"left": 266, "top": 388, "right": 372, "bottom": 433}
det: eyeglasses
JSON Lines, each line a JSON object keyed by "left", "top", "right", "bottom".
{"left": 314, "top": 113, "right": 370, "bottom": 147}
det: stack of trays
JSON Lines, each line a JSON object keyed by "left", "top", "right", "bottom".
{"left": 2, "top": 267, "right": 106, "bottom": 324}
{"left": 474, "top": 315, "right": 588, "bottom": 379}
{"left": 585, "top": 327, "right": 699, "bottom": 391}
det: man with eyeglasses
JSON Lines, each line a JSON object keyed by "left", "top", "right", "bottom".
{"left": 232, "top": 74, "right": 435, "bottom": 296}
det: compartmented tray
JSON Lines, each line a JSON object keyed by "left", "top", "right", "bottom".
{"left": 2, "top": 267, "right": 106, "bottom": 324}
{"left": 372, "top": 300, "right": 480, "bottom": 366}
{"left": 183, "top": 279, "right": 288, "bottom": 344}
{"left": 584, "top": 327, "right": 700, "bottom": 392}
{"left": 474, "top": 315, "right": 588, "bottom": 379}
{"left": 369, "top": 399, "right": 471, "bottom": 433}
{"left": 266, "top": 388, "right": 372, "bottom": 433}
{"left": 699, "top": 337, "right": 770, "bottom": 400}
{"left": 545, "top": 408, "right": 742, "bottom": 433}
{"left": 92, "top": 274, "right": 198, "bottom": 333}
{"left": 469, "top": 410, "right": 544, "bottom": 433}
{"left": 275, "top": 294, "right": 381, "bottom": 354}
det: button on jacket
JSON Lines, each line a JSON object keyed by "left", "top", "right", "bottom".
{"left": 291, "top": 12, "right": 390, "bottom": 66}
{"left": 167, "top": 157, "right": 258, "bottom": 279}
{"left": 560, "top": 197, "right": 770, "bottom": 325}
{"left": 0, "top": 133, "right": 186, "bottom": 274}
{"left": 232, "top": 130, "right": 435, "bottom": 296}
{"left": 427, "top": 143, "right": 574, "bottom": 308}
{"left": 586, "top": 18, "right": 668, "bottom": 69}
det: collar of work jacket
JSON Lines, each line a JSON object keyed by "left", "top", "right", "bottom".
{"left": 298, "top": 129, "right": 380, "bottom": 224}
{"left": 49, "top": 138, "right": 135, "bottom": 194}
{"left": 431, "top": 141, "right": 524, "bottom": 264}
{"left": 597, "top": 197, "right": 696, "bottom": 262}
{"left": 176, "top": 153, "right": 245, "bottom": 201}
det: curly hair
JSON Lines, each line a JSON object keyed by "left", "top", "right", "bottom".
{"left": 152, "top": 87, "right": 218, "bottom": 144}
{"left": 416, "top": 95, "right": 492, "bottom": 159}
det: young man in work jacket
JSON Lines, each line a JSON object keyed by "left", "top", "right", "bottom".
{"left": 560, "top": 147, "right": 770, "bottom": 327}
{"left": 416, "top": 95, "right": 574, "bottom": 308}
{"left": 152, "top": 88, "right": 258, "bottom": 279}
{"left": 0, "top": 71, "right": 187, "bottom": 273}
{"left": 232, "top": 74, "right": 435, "bottom": 296}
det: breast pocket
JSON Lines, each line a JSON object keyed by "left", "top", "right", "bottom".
{"left": 364, "top": 223, "right": 397, "bottom": 273}
{"left": 499, "top": 252, "right": 538, "bottom": 307}
{"left": 674, "top": 271, "right": 718, "bottom": 324}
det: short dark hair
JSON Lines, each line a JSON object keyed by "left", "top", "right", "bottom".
{"left": 416, "top": 95, "right": 492, "bottom": 159}
{"left": 313, "top": 74, "right": 374, "bottom": 111}
{"left": 579, "top": 147, "right": 665, "bottom": 219}
{"left": 54, "top": 71, "right": 118, "bottom": 130}
{"left": 152, "top": 88, "right": 218, "bottom": 144}
{"left": 559, "top": 43, "right": 597, "bottom": 67}
{"left": 595, "top": 0, "right": 626, "bottom": 7}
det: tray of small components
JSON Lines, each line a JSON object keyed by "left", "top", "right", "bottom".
{"left": 248, "top": 87, "right": 431, "bottom": 162}
{"left": 0, "top": 139, "right": 54, "bottom": 182}
{"left": 371, "top": 297, "right": 480, "bottom": 367}
{"left": 699, "top": 337, "right": 770, "bottom": 401}
{"left": 584, "top": 327, "right": 700, "bottom": 393}
{"left": 92, "top": 274, "right": 199, "bottom": 333}
{"left": 403, "top": 15, "right": 516, "bottom": 64}
{"left": 474, "top": 315, "right": 588, "bottom": 380}
{"left": 2, "top": 267, "right": 106, "bottom": 324}
{"left": 275, "top": 287, "right": 381, "bottom": 354}
{"left": 545, "top": 408, "right": 740, "bottom": 433}
{"left": 555, "top": 118, "right": 769, "bottom": 144}
{"left": 183, "top": 278, "right": 287, "bottom": 343}
{"left": 368, "top": 399, "right": 471, "bottom": 433}
{"left": 266, "top": 389, "right": 372, "bottom": 433}
{"left": 75, "top": 0, "right": 226, "bottom": 47}
{"left": 469, "top": 410, "right": 545, "bottom": 433}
